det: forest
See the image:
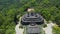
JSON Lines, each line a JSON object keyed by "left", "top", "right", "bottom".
{"left": 0, "top": 0, "right": 60, "bottom": 34}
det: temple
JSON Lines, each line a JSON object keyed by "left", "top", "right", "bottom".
{"left": 21, "top": 8, "right": 44, "bottom": 34}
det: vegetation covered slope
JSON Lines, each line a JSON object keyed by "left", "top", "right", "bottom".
{"left": 0, "top": 0, "right": 60, "bottom": 34}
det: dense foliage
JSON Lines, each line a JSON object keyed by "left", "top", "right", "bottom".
{"left": 0, "top": 0, "right": 60, "bottom": 34}
{"left": 53, "top": 25, "right": 60, "bottom": 34}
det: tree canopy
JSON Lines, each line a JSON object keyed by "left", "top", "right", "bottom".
{"left": 0, "top": 0, "right": 60, "bottom": 34}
